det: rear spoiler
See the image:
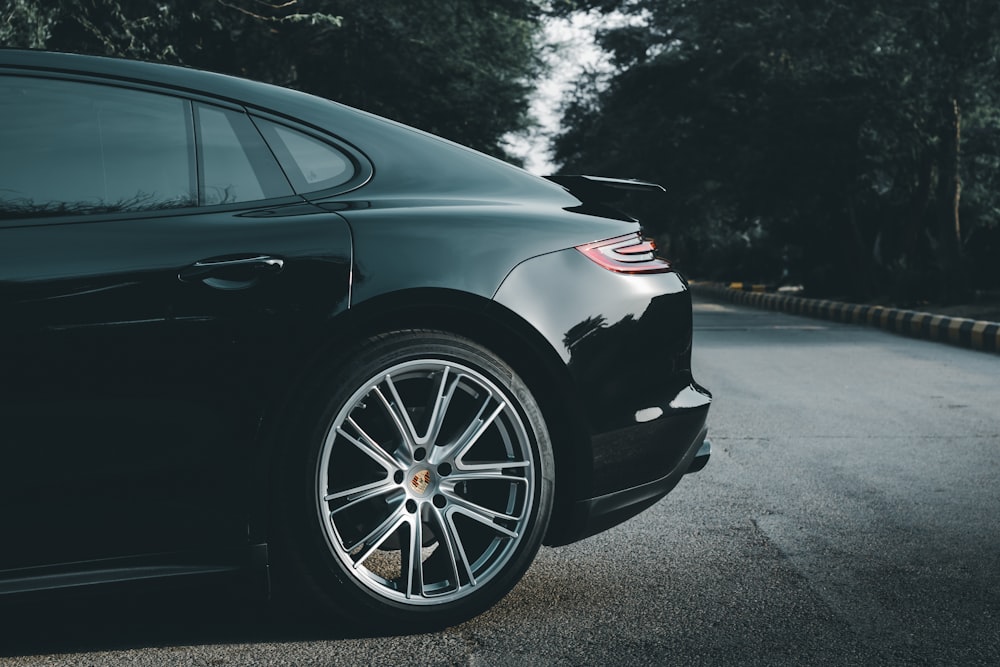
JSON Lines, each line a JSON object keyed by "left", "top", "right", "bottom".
{"left": 544, "top": 174, "right": 665, "bottom": 204}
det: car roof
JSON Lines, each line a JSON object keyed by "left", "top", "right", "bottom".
{"left": 0, "top": 48, "right": 350, "bottom": 123}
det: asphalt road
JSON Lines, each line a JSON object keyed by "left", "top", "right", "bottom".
{"left": 2, "top": 296, "right": 998, "bottom": 665}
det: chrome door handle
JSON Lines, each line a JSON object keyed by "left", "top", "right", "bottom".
{"left": 178, "top": 255, "right": 284, "bottom": 288}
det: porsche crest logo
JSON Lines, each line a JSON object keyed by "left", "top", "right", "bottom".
{"left": 410, "top": 469, "right": 431, "bottom": 495}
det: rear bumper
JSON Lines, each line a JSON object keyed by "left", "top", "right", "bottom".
{"left": 554, "top": 426, "right": 710, "bottom": 545}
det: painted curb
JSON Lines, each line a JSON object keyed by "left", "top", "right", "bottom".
{"left": 690, "top": 282, "right": 1000, "bottom": 354}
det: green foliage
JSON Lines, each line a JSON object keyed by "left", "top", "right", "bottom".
{"left": 1, "top": 0, "right": 57, "bottom": 48}
{"left": 291, "top": 1, "right": 543, "bottom": 159}
{"left": 1, "top": 0, "right": 542, "bottom": 162}
{"left": 554, "top": 0, "right": 1000, "bottom": 301}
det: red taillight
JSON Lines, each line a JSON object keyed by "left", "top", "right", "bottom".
{"left": 575, "top": 233, "right": 673, "bottom": 274}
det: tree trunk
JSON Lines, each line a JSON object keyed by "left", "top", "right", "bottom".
{"left": 950, "top": 98, "right": 962, "bottom": 254}
{"left": 937, "top": 97, "right": 968, "bottom": 302}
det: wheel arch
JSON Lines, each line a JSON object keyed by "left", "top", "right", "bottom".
{"left": 253, "top": 286, "right": 591, "bottom": 549}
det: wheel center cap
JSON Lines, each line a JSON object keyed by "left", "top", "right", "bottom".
{"left": 409, "top": 468, "right": 432, "bottom": 495}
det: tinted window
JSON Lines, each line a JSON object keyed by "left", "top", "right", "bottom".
{"left": 196, "top": 103, "right": 293, "bottom": 205}
{"left": 254, "top": 118, "right": 354, "bottom": 193}
{"left": 0, "top": 76, "right": 195, "bottom": 218}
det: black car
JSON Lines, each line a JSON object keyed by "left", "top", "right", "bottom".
{"left": 0, "top": 50, "right": 711, "bottom": 629}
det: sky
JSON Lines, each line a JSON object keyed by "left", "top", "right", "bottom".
{"left": 505, "top": 13, "right": 613, "bottom": 175}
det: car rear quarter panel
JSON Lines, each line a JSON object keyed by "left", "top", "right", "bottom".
{"left": 494, "top": 249, "right": 711, "bottom": 544}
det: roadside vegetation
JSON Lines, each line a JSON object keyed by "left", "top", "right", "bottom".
{"left": 551, "top": 0, "right": 1000, "bottom": 304}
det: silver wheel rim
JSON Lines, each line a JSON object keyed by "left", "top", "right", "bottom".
{"left": 316, "top": 358, "right": 536, "bottom": 605}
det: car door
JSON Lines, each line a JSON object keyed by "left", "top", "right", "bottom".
{"left": 0, "top": 75, "right": 352, "bottom": 570}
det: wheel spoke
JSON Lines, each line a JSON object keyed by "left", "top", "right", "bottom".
{"left": 382, "top": 374, "right": 421, "bottom": 446}
{"left": 431, "top": 504, "right": 476, "bottom": 587}
{"left": 325, "top": 478, "right": 397, "bottom": 514}
{"left": 338, "top": 418, "right": 399, "bottom": 472}
{"left": 381, "top": 369, "right": 469, "bottom": 449}
{"left": 448, "top": 496, "right": 520, "bottom": 538}
{"left": 433, "top": 396, "right": 506, "bottom": 464}
{"left": 421, "top": 367, "right": 461, "bottom": 446}
{"left": 404, "top": 514, "right": 423, "bottom": 599}
{"left": 347, "top": 504, "right": 408, "bottom": 564}
{"left": 373, "top": 382, "right": 418, "bottom": 455}
{"left": 450, "top": 461, "right": 529, "bottom": 478}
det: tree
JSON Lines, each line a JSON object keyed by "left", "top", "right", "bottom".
{"left": 290, "top": 1, "right": 543, "bottom": 159}
{"left": 1, "top": 0, "right": 58, "bottom": 48}
{"left": 553, "top": 0, "right": 1000, "bottom": 301}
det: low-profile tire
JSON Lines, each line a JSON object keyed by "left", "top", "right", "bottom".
{"left": 274, "top": 330, "right": 554, "bottom": 630}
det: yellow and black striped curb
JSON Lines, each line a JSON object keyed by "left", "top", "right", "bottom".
{"left": 690, "top": 282, "right": 1000, "bottom": 354}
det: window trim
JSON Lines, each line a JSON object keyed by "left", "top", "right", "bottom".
{"left": 192, "top": 102, "right": 295, "bottom": 206}
{"left": 247, "top": 110, "right": 373, "bottom": 199}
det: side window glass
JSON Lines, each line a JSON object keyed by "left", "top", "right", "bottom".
{"left": 195, "top": 103, "right": 293, "bottom": 205}
{"left": 254, "top": 118, "right": 355, "bottom": 193}
{"left": 0, "top": 76, "right": 195, "bottom": 218}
